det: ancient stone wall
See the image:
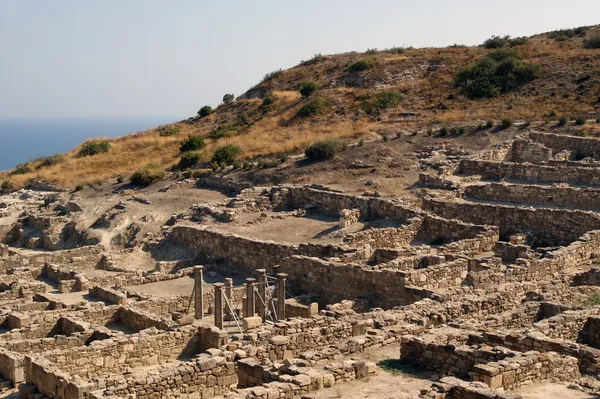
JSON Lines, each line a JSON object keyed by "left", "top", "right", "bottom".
{"left": 170, "top": 225, "right": 354, "bottom": 271}
{"left": 89, "top": 286, "right": 127, "bottom": 305}
{"left": 582, "top": 316, "right": 600, "bottom": 349}
{"left": 464, "top": 182, "right": 600, "bottom": 211}
{"left": 507, "top": 138, "right": 552, "bottom": 163}
{"left": 533, "top": 309, "right": 599, "bottom": 341}
{"left": 573, "top": 268, "right": 600, "bottom": 286}
{"left": 458, "top": 159, "right": 600, "bottom": 186}
{"left": 530, "top": 131, "right": 600, "bottom": 158}
{"left": 423, "top": 197, "right": 600, "bottom": 246}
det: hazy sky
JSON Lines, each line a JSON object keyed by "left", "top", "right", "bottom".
{"left": 2, "top": 1, "right": 599, "bottom": 118}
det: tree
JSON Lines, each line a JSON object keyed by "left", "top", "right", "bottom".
{"left": 198, "top": 105, "right": 213, "bottom": 117}
{"left": 222, "top": 93, "right": 235, "bottom": 104}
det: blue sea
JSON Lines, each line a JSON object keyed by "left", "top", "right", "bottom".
{"left": 0, "top": 117, "right": 184, "bottom": 171}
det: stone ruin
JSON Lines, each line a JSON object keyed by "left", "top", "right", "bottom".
{"left": 2, "top": 130, "right": 600, "bottom": 398}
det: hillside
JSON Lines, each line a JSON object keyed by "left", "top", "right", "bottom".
{"left": 2, "top": 25, "right": 600, "bottom": 189}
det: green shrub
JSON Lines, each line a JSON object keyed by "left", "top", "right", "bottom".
{"left": 279, "top": 154, "right": 289, "bottom": 163}
{"left": 263, "top": 69, "right": 283, "bottom": 81}
{"left": 178, "top": 152, "right": 200, "bottom": 169}
{"left": 179, "top": 135, "right": 206, "bottom": 153}
{"left": 365, "top": 48, "right": 378, "bottom": 54}
{"left": 382, "top": 134, "right": 389, "bottom": 142}
{"left": 596, "top": 117, "right": 600, "bottom": 124}
{"left": 447, "top": 44, "right": 466, "bottom": 49}
{"left": 548, "top": 27, "right": 589, "bottom": 42}
{"left": 576, "top": 116, "right": 587, "bottom": 125}
{"left": 243, "top": 160, "right": 253, "bottom": 169}
{"left": 130, "top": 164, "right": 166, "bottom": 187}
{"left": 297, "top": 97, "right": 329, "bottom": 117}
{"left": 482, "top": 35, "right": 511, "bottom": 49}
{"left": 509, "top": 37, "right": 529, "bottom": 46}
{"left": 222, "top": 93, "right": 234, "bottom": 104}
{"left": 377, "top": 359, "right": 405, "bottom": 376}
{"left": 358, "top": 139, "right": 365, "bottom": 147}
{"left": 210, "top": 162, "right": 219, "bottom": 172}
{"left": 34, "top": 154, "right": 64, "bottom": 169}
{"left": 158, "top": 125, "right": 180, "bottom": 137}
{"left": 360, "top": 90, "right": 402, "bottom": 114}
{"left": 385, "top": 46, "right": 406, "bottom": 54}
{"left": 198, "top": 106, "right": 213, "bottom": 117}
{"left": 584, "top": 35, "right": 600, "bottom": 49}
{"left": 232, "top": 160, "right": 242, "bottom": 169}
{"left": 75, "top": 184, "right": 84, "bottom": 191}
{"left": 305, "top": 139, "right": 346, "bottom": 161}
{"left": 212, "top": 144, "right": 243, "bottom": 165}
{"left": 486, "top": 120, "right": 494, "bottom": 129}
{"left": 455, "top": 48, "right": 539, "bottom": 99}
{"left": 301, "top": 53, "right": 324, "bottom": 66}
{"left": 439, "top": 127, "right": 449, "bottom": 136}
{"left": 1, "top": 180, "right": 14, "bottom": 191}
{"left": 209, "top": 124, "right": 237, "bottom": 140}
{"left": 558, "top": 116, "right": 568, "bottom": 126}
{"left": 501, "top": 118, "right": 513, "bottom": 129}
{"left": 11, "top": 162, "right": 32, "bottom": 175}
{"left": 300, "top": 81, "right": 317, "bottom": 97}
{"left": 116, "top": 175, "right": 124, "bottom": 183}
{"left": 261, "top": 93, "right": 277, "bottom": 113}
{"left": 348, "top": 58, "right": 376, "bottom": 72}
{"left": 77, "top": 140, "right": 110, "bottom": 157}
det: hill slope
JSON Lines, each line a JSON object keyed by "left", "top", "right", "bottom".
{"left": 2, "top": 25, "right": 600, "bottom": 189}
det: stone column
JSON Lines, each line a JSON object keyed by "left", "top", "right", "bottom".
{"left": 245, "top": 278, "right": 256, "bottom": 317}
{"left": 224, "top": 278, "right": 233, "bottom": 318}
{"left": 276, "top": 273, "right": 287, "bottom": 321}
{"left": 214, "top": 283, "right": 224, "bottom": 329}
{"left": 194, "top": 266, "right": 204, "bottom": 320}
{"left": 256, "top": 269, "right": 267, "bottom": 320}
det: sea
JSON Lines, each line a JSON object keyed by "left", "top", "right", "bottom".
{"left": 0, "top": 116, "right": 184, "bottom": 171}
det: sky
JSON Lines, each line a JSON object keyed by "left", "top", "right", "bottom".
{"left": 1, "top": 1, "right": 599, "bottom": 118}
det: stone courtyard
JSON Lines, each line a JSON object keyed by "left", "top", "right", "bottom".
{"left": 3, "top": 130, "right": 600, "bottom": 399}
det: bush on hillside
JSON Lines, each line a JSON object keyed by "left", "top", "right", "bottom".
{"left": 179, "top": 135, "right": 206, "bottom": 153}
{"left": 501, "top": 118, "right": 514, "bottom": 129}
{"left": 348, "top": 58, "right": 376, "bottom": 72}
{"left": 584, "top": 35, "right": 600, "bottom": 49}
{"left": 263, "top": 69, "right": 283, "bottom": 82}
{"left": 222, "top": 93, "right": 235, "bottom": 104}
{"left": 209, "top": 124, "right": 237, "bottom": 140}
{"left": 158, "top": 124, "right": 180, "bottom": 137}
{"left": 261, "top": 93, "right": 277, "bottom": 113}
{"left": 35, "top": 154, "right": 64, "bottom": 169}
{"left": 304, "top": 139, "right": 346, "bottom": 161}
{"left": 211, "top": 144, "right": 243, "bottom": 165}
{"left": 482, "top": 35, "right": 511, "bottom": 49}
{"left": 77, "top": 140, "right": 110, "bottom": 157}
{"left": 11, "top": 163, "right": 33, "bottom": 175}
{"left": 548, "top": 27, "right": 589, "bottom": 42}
{"left": 297, "top": 97, "right": 329, "bottom": 117}
{"left": 576, "top": 116, "right": 587, "bottom": 125}
{"left": 130, "top": 164, "right": 166, "bottom": 187}
{"left": 359, "top": 90, "right": 402, "bottom": 114}
{"left": 301, "top": 53, "right": 324, "bottom": 66}
{"left": 198, "top": 105, "right": 213, "bottom": 117}
{"left": 300, "top": 81, "right": 317, "bottom": 97}
{"left": 558, "top": 116, "right": 568, "bottom": 126}
{"left": 178, "top": 152, "right": 200, "bottom": 169}
{"left": 454, "top": 48, "right": 539, "bottom": 99}
{"left": 1, "top": 180, "right": 14, "bottom": 191}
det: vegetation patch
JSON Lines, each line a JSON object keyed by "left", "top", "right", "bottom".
{"left": 305, "top": 138, "right": 346, "bottom": 161}
{"left": 209, "top": 124, "right": 237, "bottom": 140}
{"left": 300, "top": 81, "right": 317, "bottom": 97}
{"left": 35, "top": 154, "right": 64, "bottom": 170}
{"left": 348, "top": 58, "right": 376, "bottom": 72}
{"left": 482, "top": 35, "right": 528, "bottom": 48}
{"left": 454, "top": 48, "right": 539, "bottom": 99}
{"left": 584, "top": 35, "right": 600, "bottom": 49}
{"left": 198, "top": 105, "right": 213, "bottom": 117}
{"left": 77, "top": 140, "right": 110, "bottom": 157}
{"left": 180, "top": 135, "right": 206, "bottom": 153}
{"left": 1, "top": 180, "right": 14, "bottom": 191}
{"left": 359, "top": 90, "right": 402, "bottom": 114}
{"left": 222, "top": 93, "right": 234, "bottom": 104}
{"left": 158, "top": 124, "right": 180, "bottom": 137}
{"left": 297, "top": 97, "right": 329, "bottom": 117}
{"left": 301, "top": 53, "right": 324, "bottom": 66}
{"left": 377, "top": 359, "right": 406, "bottom": 376}
{"left": 178, "top": 151, "right": 200, "bottom": 169}
{"left": 548, "top": 27, "right": 589, "bottom": 42}
{"left": 263, "top": 69, "right": 283, "bottom": 82}
{"left": 11, "top": 163, "right": 33, "bottom": 175}
{"left": 212, "top": 144, "right": 243, "bottom": 165}
{"left": 130, "top": 164, "right": 166, "bottom": 187}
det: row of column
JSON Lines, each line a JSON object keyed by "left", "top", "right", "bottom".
{"left": 193, "top": 265, "right": 287, "bottom": 329}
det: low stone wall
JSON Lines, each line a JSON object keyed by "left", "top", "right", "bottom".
{"left": 533, "top": 308, "right": 600, "bottom": 341}
{"left": 418, "top": 172, "right": 459, "bottom": 190}
{"left": 472, "top": 351, "right": 579, "bottom": 391}
{"left": 94, "top": 355, "right": 237, "bottom": 399}
{"left": 508, "top": 138, "right": 552, "bottom": 163}
{"left": 573, "top": 268, "right": 600, "bottom": 286}
{"left": 114, "top": 307, "right": 175, "bottom": 332}
{"left": 470, "top": 331, "right": 600, "bottom": 373}
{"left": 197, "top": 176, "right": 253, "bottom": 194}
{"left": 286, "top": 186, "right": 421, "bottom": 222}
{"left": 423, "top": 197, "right": 600, "bottom": 246}
{"left": 458, "top": 159, "right": 600, "bottom": 186}
{"left": 530, "top": 131, "right": 600, "bottom": 158}
{"left": 89, "top": 286, "right": 127, "bottom": 305}
{"left": 0, "top": 350, "right": 24, "bottom": 385}
{"left": 464, "top": 182, "right": 600, "bottom": 211}
{"left": 170, "top": 225, "right": 355, "bottom": 271}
